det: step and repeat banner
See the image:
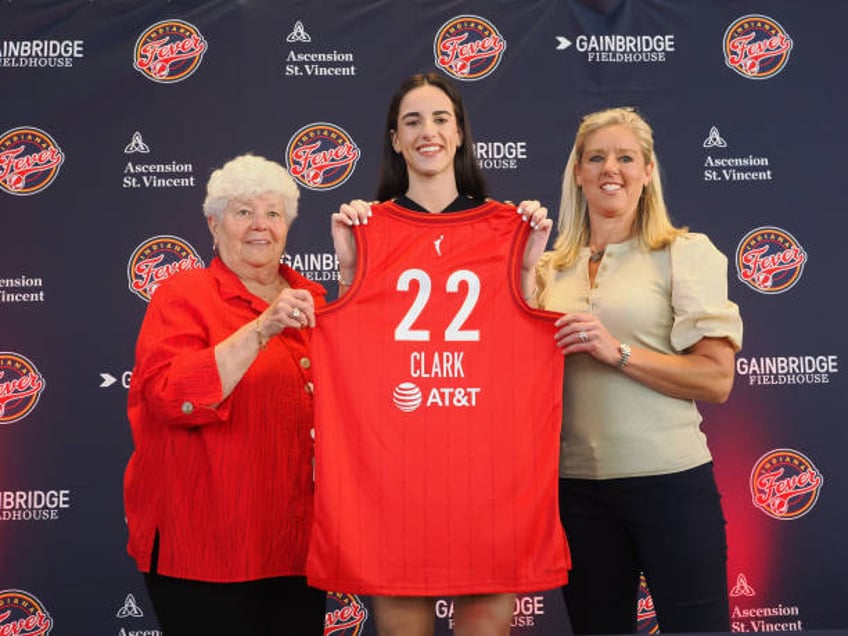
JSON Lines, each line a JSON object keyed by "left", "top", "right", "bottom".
{"left": 1, "top": 1, "right": 845, "bottom": 634}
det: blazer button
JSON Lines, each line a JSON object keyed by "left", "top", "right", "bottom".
{"left": 181, "top": 401, "right": 194, "bottom": 414}
{"left": 300, "top": 357, "right": 311, "bottom": 369}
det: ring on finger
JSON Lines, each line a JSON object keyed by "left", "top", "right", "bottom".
{"left": 291, "top": 307, "right": 301, "bottom": 319}
{"left": 578, "top": 330, "right": 588, "bottom": 343}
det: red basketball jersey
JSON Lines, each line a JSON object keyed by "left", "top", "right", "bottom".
{"left": 307, "top": 200, "right": 570, "bottom": 595}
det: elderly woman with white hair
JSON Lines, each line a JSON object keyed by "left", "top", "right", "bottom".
{"left": 124, "top": 153, "right": 327, "bottom": 635}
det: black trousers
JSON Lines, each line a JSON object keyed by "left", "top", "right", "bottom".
{"left": 559, "top": 463, "right": 730, "bottom": 634}
{"left": 144, "top": 572, "right": 326, "bottom": 636}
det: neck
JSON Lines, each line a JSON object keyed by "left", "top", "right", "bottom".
{"left": 406, "top": 173, "right": 459, "bottom": 213}
{"left": 243, "top": 273, "right": 287, "bottom": 302}
{"left": 222, "top": 257, "right": 285, "bottom": 298}
{"left": 587, "top": 214, "right": 635, "bottom": 252}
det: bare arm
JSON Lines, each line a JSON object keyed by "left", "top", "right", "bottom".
{"left": 331, "top": 199, "right": 371, "bottom": 297}
{"left": 615, "top": 337, "right": 736, "bottom": 403}
{"left": 555, "top": 310, "right": 737, "bottom": 403}
{"left": 516, "top": 200, "right": 553, "bottom": 305}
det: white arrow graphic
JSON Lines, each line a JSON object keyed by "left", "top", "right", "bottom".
{"left": 556, "top": 36, "right": 572, "bottom": 50}
{"left": 99, "top": 373, "right": 117, "bottom": 388}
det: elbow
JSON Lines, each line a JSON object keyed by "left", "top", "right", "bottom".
{"left": 710, "top": 390, "right": 731, "bottom": 405}
{"left": 704, "top": 375, "right": 735, "bottom": 404}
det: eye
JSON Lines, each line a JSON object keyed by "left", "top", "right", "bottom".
{"left": 619, "top": 154, "right": 634, "bottom": 163}
{"left": 587, "top": 154, "right": 604, "bottom": 163}
{"left": 236, "top": 208, "right": 251, "bottom": 217}
{"left": 267, "top": 210, "right": 281, "bottom": 218}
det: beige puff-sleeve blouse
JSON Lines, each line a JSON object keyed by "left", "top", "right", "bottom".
{"left": 542, "top": 233, "right": 743, "bottom": 479}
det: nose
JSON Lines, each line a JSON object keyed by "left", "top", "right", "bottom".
{"left": 602, "top": 155, "right": 618, "bottom": 173}
{"left": 250, "top": 211, "right": 269, "bottom": 229}
{"left": 421, "top": 118, "right": 437, "bottom": 137}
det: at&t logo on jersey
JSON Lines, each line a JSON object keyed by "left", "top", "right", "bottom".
{"left": 750, "top": 449, "right": 823, "bottom": 520}
{"left": 133, "top": 19, "right": 208, "bottom": 83}
{"left": 723, "top": 14, "right": 793, "bottom": 80}
{"left": 0, "top": 589, "right": 53, "bottom": 635}
{"left": 286, "top": 123, "right": 360, "bottom": 190}
{"left": 392, "top": 382, "right": 423, "bottom": 412}
{"left": 434, "top": 15, "right": 506, "bottom": 81}
{"left": 127, "top": 235, "right": 204, "bottom": 302}
{"left": 735, "top": 226, "right": 806, "bottom": 294}
{"left": 0, "top": 353, "right": 46, "bottom": 425}
{"left": 0, "top": 127, "right": 64, "bottom": 195}
{"left": 324, "top": 592, "right": 368, "bottom": 635}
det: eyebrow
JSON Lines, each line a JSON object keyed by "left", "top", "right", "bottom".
{"left": 584, "top": 146, "right": 639, "bottom": 154}
{"left": 400, "top": 109, "right": 453, "bottom": 121}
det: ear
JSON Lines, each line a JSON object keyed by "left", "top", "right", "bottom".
{"left": 574, "top": 163, "right": 582, "bottom": 187}
{"left": 390, "top": 129, "right": 400, "bottom": 153}
{"left": 644, "top": 160, "right": 654, "bottom": 186}
{"left": 206, "top": 214, "right": 218, "bottom": 243}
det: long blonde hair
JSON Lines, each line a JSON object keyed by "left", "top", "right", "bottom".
{"left": 541, "top": 107, "right": 686, "bottom": 278}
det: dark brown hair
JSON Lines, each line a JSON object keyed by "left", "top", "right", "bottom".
{"left": 376, "top": 72, "right": 488, "bottom": 202}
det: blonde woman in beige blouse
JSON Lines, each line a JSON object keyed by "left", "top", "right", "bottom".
{"left": 536, "top": 107, "right": 743, "bottom": 635}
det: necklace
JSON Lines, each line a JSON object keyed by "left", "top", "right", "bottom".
{"left": 589, "top": 250, "right": 604, "bottom": 263}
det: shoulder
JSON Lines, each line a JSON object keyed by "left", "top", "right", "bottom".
{"left": 669, "top": 232, "right": 727, "bottom": 266}
{"left": 150, "top": 266, "right": 214, "bottom": 302}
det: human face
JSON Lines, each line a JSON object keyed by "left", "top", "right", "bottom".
{"left": 575, "top": 124, "right": 653, "bottom": 224}
{"left": 391, "top": 84, "right": 463, "bottom": 183}
{"left": 207, "top": 192, "right": 289, "bottom": 275}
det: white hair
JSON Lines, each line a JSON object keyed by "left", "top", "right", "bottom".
{"left": 202, "top": 153, "right": 299, "bottom": 224}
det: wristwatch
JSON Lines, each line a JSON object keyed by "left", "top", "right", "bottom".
{"left": 617, "top": 343, "right": 631, "bottom": 368}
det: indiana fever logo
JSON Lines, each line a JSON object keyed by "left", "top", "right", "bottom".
{"left": 0, "top": 589, "right": 53, "bottom": 635}
{"left": 636, "top": 574, "right": 659, "bottom": 634}
{"left": 0, "top": 353, "right": 46, "bottom": 426}
{"left": 434, "top": 15, "right": 506, "bottom": 81}
{"left": 286, "top": 123, "right": 360, "bottom": 191}
{"left": 133, "top": 19, "right": 208, "bottom": 83}
{"left": 127, "top": 235, "right": 204, "bottom": 302}
{"left": 0, "top": 127, "right": 64, "bottom": 196}
{"left": 324, "top": 592, "right": 368, "bottom": 635}
{"left": 751, "top": 449, "right": 823, "bottom": 520}
{"left": 736, "top": 226, "right": 806, "bottom": 294}
{"left": 723, "top": 14, "right": 793, "bottom": 79}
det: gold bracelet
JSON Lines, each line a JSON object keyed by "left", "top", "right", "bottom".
{"left": 255, "top": 317, "right": 268, "bottom": 349}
